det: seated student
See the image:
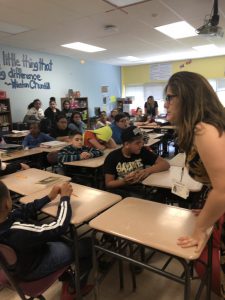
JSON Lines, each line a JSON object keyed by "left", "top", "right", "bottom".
{"left": 68, "top": 111, "right": 86, "bottom": 134}
{"left": 134, "top": 107, "right": 148, "bottom": 123}
{"left": 96, "top": 111, "right": 111, "bottom": 128}
{"left": 44, "top": 97, "right": 61, "bottom": 128}
{"left": 104, "top": 126, "right": 170, "bottom": 198}
{"left": 0, "top": 161, "right": 30, "bottom": 176}
{"left": 62, "top": 100, "right": 73, "bottom": 121}
{"left": 58, "top": 131, "right": 103, "bottom": 166}
{"left": 23, "top": 99, "right": 44, "bottom": 124}
{"left": 0, "top": 181, "right": 92, "bottom": 297}
{"left": 22, "top": 122, "right": 55, "bottom": 149}
{"left": 108, "top": 109, "right": 118, "bottom": 123}
{"left": 50, "top": 114, "right": 71, "bottom": 142}
{"left": 110, "top": 113, "right": 128, "bottom": 145}
{"left": 83, "top": 126, "right": 116, "bottom": 151}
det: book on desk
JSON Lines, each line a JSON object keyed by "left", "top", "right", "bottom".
{"left": 36, "top": 176, "right": 61, "bottom": 186}
{"left": 39, "top": 141, "right": 68, "bottom": 148}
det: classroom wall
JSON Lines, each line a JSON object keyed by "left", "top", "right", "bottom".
{"left": 122, "top": 55, "right": 225, "bottom": 87}
{"left": 0, "top": 45, "right": 121, "bottom": 122}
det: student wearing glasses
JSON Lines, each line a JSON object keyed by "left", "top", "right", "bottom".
{"left": 164, "top": 71, "right": 225, "bottom": 297}
{"left": 110, "top": 113, "right": 129, "bottom": 145}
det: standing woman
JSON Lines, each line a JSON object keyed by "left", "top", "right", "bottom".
{"left": 144, "top": 96, "right": 158, "bottom": 118}
{"left": 164, "top": 71, "right": 225, "bottom": 297}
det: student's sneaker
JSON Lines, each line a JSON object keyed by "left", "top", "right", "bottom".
{"left": 61, "top": 282, "right": 93, "bottom": 300}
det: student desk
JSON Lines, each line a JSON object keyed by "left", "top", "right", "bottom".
{"left": 140, "top": 128, "right": 153, "bottom": 133}
{"left": 3, "top": 131, "right": 29, "bottom": 144}
{"left": 169, "top": 153, "right": 186, "bottom": 167}
{"left": 144, "top": 138, "right": 161, "bottom": 147}
{"left": 90, "top": 197, "right": 213, "bottom": 300}
{"left": 142, "top": 166, "right": 202, "bottom": 192}
{"left": 20, "top": 183, "right": 122, "bottom": 300}
{"left": 64, "top": 148, "right": 115, "bottom": 168}
{"left": 0, "top": 168, "right": 71, "bottom": 195}
{"left": 148, "top": 133, "right": 164, "bottom": 139}
{"left": 63, "top": 148, "right": 116, "bottom": 187}
{"left": 142, "top": 166, "right": 202, "bottom": 208}
{"left": 0, "top": 147, "right": 43, "bottom": 162}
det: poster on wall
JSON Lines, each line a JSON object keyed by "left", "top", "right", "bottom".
{"left": 150, "top": 63, "right": 172, "bottom": 81}
{"left": 0, "top": 51, "right": 53, "bottom": 90}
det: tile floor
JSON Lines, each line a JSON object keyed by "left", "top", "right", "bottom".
{"left": 0, "top": 255, "right": 220, "bottom": 300}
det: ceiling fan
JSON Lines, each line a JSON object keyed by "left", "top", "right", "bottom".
{"left": 196, "top": 0, "right": 224, "bottom": 37}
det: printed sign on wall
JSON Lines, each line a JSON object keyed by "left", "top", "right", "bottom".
{"left": 0, "top": 51, "right": 53, "bottom": 90}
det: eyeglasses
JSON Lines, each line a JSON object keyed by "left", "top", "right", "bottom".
{"left": 165, "top": 94, "right": 177, "bottom": 103}
{"left": 165, "top": 94, "right": 177, "bottom": 102}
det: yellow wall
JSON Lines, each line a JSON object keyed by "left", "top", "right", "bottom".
{"left": 122, "top": 55, "right": 225, "bottom": 88}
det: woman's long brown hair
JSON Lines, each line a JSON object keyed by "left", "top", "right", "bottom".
{"left": 165, "top": 71, "right": 225, "bottom": 154}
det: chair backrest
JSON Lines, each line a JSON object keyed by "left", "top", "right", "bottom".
{"left": 0, "top": 243, "right": 70, "bottom": 300}
{"left": 0, "top": 243, "right": 17, "bottom": 268}
{"left": 0, "top": 244, "right": 27, "bottom": 299}
{"left": 47, "top": 150, "right": 59, "bottom": 165}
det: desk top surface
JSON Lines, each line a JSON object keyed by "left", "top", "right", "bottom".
{"left": 169, "top": 153, "right": 186, "bottom": 167}
{"left": 142, "top": 166, "right": 202, "bottom": 191}
{"left": 20, "top": 182, "right": 122, "bottom": 225}
{"left": 144, "top": 138, "right": 161, "bottom": 147}
{"left": 1, "top": 147, "right": 43, "bottom": 161}
{"left": 64, "top": 148, "right": 116, "bottom": 168}
{"left": 1, "top": 168, "right": 71, "bottom": 195}
{"left": 137, "top": 124, "right": 175, "bottom": 130}
{"left": 89, "top": 197, "right": 212, "bottom": 260}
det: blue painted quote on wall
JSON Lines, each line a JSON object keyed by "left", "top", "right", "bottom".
{"left": 0, "top": 51, "right": 53, "bottom": 89}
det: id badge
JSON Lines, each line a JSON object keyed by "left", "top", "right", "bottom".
{"left": 171, "top": 181, "right": 189, "bottom": 199}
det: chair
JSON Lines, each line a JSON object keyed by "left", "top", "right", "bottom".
{"left": 46, "top": 150, "right": 60, "bottom": 173}
{"left": 0, "top": 243, "right": 68, "bottom": 300}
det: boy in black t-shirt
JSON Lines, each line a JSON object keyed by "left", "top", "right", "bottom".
{"left": 104, "top": 126, "right": 170, "bottom": 198}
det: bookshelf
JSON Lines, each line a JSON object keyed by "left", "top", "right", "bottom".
{"left": 61, "top": 97, "right": 89, "bottom": 126}
{"left": 0, "top": 98, "right": 12, "bottom": 132}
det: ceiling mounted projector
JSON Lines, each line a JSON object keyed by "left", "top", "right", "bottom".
{"left": 196, "top": 0, "right": 224, "bottom": 37}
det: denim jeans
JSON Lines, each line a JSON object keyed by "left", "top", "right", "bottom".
{"left": 24, "top": 238, "right": 92, "bottom": 283}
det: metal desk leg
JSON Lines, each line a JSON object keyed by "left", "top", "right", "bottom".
{"left": 92, "top": 230, "right": 99, "bottom": 300}
{"left": 70, "top": 225, "right": 82, "bottom": 300}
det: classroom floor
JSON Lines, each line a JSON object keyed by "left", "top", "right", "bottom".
{"left": 0, "top": 255, "right": 220, "bottom": 300}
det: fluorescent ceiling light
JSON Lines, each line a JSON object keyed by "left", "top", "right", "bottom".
{"left": 106, "top": 0, "right": 144, "bottom": 7}
{"left": 155, "top": 21, "right": 197, "bottom": 39}
{"left": 192, "top": 44, "right": 218, "bottom": 52}
{"left": 118, "top": 56, "right": 140, "bottom": 61}
{"left": 61, "top": 42, "right": 106, "bottom": 53}
{"left": 0, "top": 21, "right": 29, "bottom": 34}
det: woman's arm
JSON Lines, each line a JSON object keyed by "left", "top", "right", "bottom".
{"left": 178, "top": 123, "right": 225, "bottom": 251}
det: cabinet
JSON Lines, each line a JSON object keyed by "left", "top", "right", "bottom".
{"left": 0, "top": 98, "right": 12, "bottom": 132}
{"left": 61, "top": 97, "right": 89, "bottom": 126}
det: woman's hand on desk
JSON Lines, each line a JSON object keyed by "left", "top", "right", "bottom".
{"left": 177, "top": 227, "right": 207, "bottom": 252}
{"left": 80, "top": 152, "right": 91, "bottom": 160}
